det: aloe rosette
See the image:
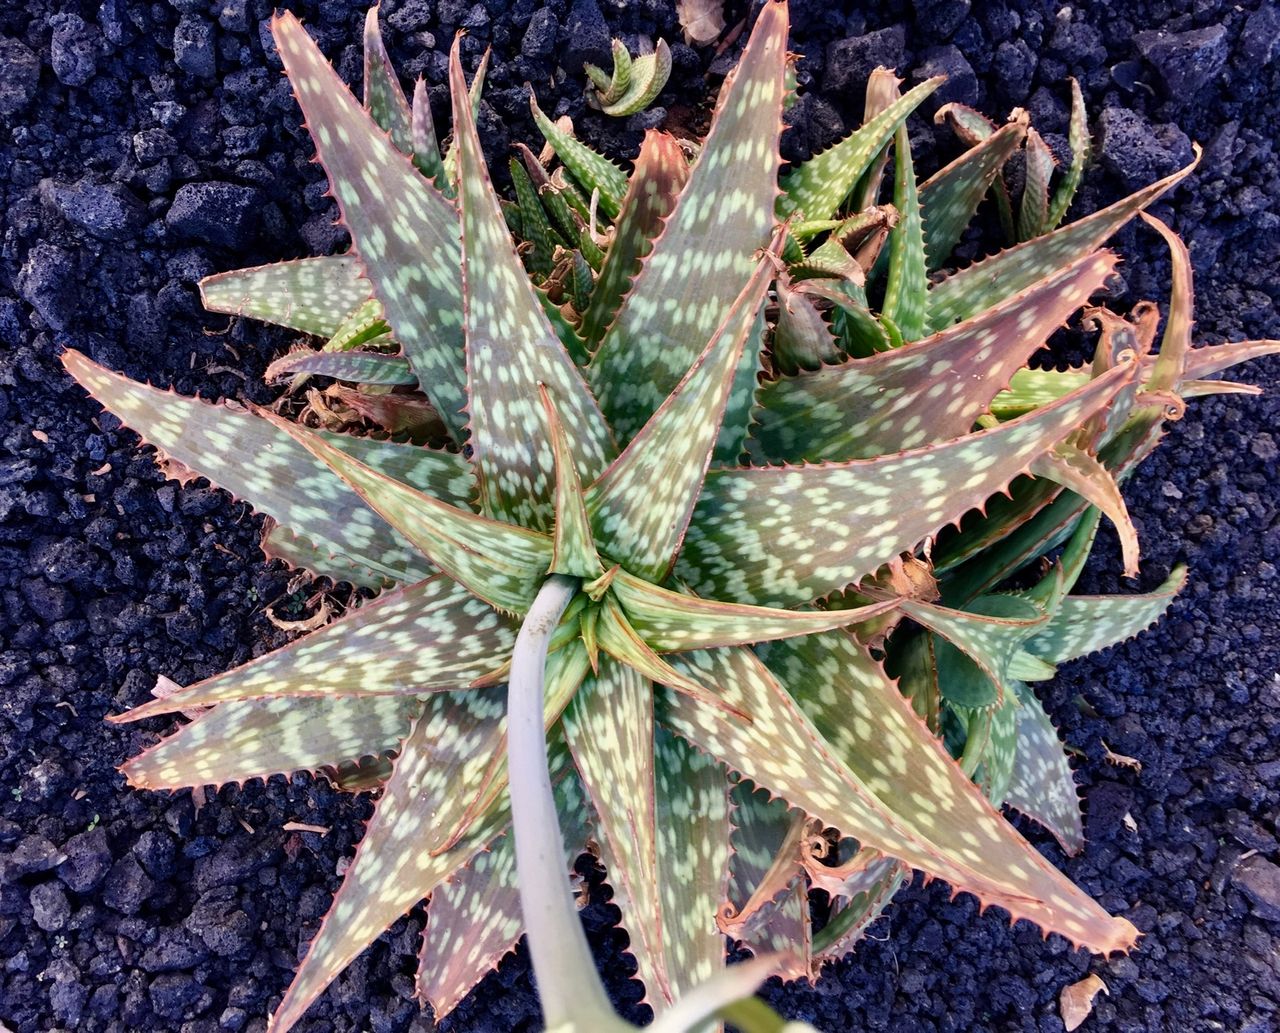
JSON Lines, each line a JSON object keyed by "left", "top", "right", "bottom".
{"left": 61, "top": 2, "right": 1280, "bottom": 1030}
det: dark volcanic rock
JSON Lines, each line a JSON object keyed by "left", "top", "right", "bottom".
{"left": 17, "top": 244, "right": 78, "bottom": 331}
{"left": 49, "top": 14, "right": 99, "bottom": 87}
{"left": 1136, "top": 25, "right": 1229, "bottom": 96}
{"left": 825, "top": 26, "right": 906, "bottom": 96}
{"left": 52, "top": 181, "right": 146, "bottom": 242}
{"left": 0, "top": 37, "right": 41, "bottom": 117}
{"left": 166, "top": 182, "right": 264, "bottom": 249}
{"left": 1098, "top": 105, "right": 1195, "bottom": 191}
{"left": 1234, "top": 855, "right": 1280, "bottom": 922}
{"left": 561, "top": 0, "right": 610, "bottom": 73}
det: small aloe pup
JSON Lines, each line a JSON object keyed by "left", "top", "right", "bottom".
{"left": 60, "top": 2, "right": 1280, "bottom": 1030}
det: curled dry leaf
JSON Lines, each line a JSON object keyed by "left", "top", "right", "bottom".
{"left": 1060, "top": 973, "right": 1109, "bottom": 1031}
{"left": 677, "top": 0, "right": 726, "bottom": 45}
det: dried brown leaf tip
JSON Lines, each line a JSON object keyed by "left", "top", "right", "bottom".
{"left": 58, "top": 1, "right": 1278, "bottom": 1029}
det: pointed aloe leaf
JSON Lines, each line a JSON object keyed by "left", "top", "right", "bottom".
{"left": 121, "top": 694, "right": 418, "bottom": 790}
{"left": 411, "top": 78, "right": 444, "bottom": 182}
{"left": 774, "top": 273, "right": 842, "bottom": 374}
{"left": 1140, "top": 213, "right": 1195, "bottom": 395}
{"left": 61, "top": 351, "right": 435, "bottom": 586}
{"left": 990, "top": 367, "right": 1091, "bottom": 419}
{"left": 450, "top": 41, "right": 612, "bottom": 531}
{"left": 653, "top": 725, "right": 733, "bottom": 999}
{"left": 1030, "top": 444, "right": 1139, "bottom": 576}
{"left": 1180, "top": 339, "right": 1280, "bottom": 382}
{"left": 510, "top": 156, "right": 558, "bottom": 275}
{"left": 586, "top": 40, "right": 631, "bottom": 103}
{"left": 975, "top": 689, "right": 1019, "bottom": 804}
{"left": 325, "top": 297, "right": 393, "bottom": 353}
{"left": 1026, "top": 564, "right": 1186, "bottom": 665}
{"left": 416, "top": 766, "right": 593, "bottom": 1022}
{"left": 811, "top": 852, "right": 905, "bottom": 962}
{"left": 274, "top": 415, "right": 552, "bottom": 613}
{"left": 881, "top": 119, "right": 928, "bottom": 341}
{"left": 802, "top": 280, "right": 893, "bottom": 357}
{"left": 1003, "top": 683, "right": 1085, "bottom": 856}
{"left": 926, "top": 150, "right": 1199, "bottom": 331}
{"left": 113, "top": 577, "right": 514, "bottom": 720}
{"left": 1046, "top": 78, "right": 1090, "bottom": 229}
{"left": 1017, "top": 127, "right": 1056, "bottom": 241}
{"left": 611, "top": 569, "right": 896, "bottom": 652}
{"left": 330, "top": 434, "right": 473, "bottom": 508}
{"left": 601, "top": 40, "right": 672, "bottom": 117}
{"left": 779, "top": 76, "right": 944, "bottom": 223}
{"left": 850, "top": 68, "right": 902, "bottom": 211}
{"left": 268, "top": 691, "right": 516, "bottom": 1033}
{"left": 440, "top": 46, "right": 491, "bottom": 196}
{"left": 589, "top": 0, "right": 788, "bottom": 443}
{"left": 901, "top": 594, "right": 1048, "bottom": 708}
{"left": 362, "top": 6, "right": 412, "bottom": 153}
{"left": 530, "top": 96, "right": 627, "bottom": 220}
{"left": 935, "top": 103, "right": 1016, "bottom": 240}
{"left": 663, "top": 639, "right": 1137, "bottom": 954}
{"left": 564, "top": 659, "right": 675, "bottom": 1007}
{"left": 594, "top": 596, "right": 749, "bottom": 722}
{"left": 714, "top": 305, "right": 769, "bottom": 467}
{"left": 199, "top": 256, "right": 373, "bottom": 339}
{"left": 272, "top": 13, "right": 468, "bottom": 441}
{"left": 265, "top": 349, "right": 416, "bottom": 386}
{"left": 749, "top": 250, "right": 1117, "bottom": 463}
{"left": 541, "top": 388, "right": 603, "bottom": 578}
{"left": 580, "top": 130, "right": 688, "bottom": 348}
{"left": 920, "top": 115, "right": 1028, "bottom": 271}
{"left": 587, "top": 252, "right": 774, "bottom": 581}
{"left": 681, "top": 361, "right": 1136, "bottom": 607}
{"left": 723, "top": 785, "right": 810, "bottom": 976}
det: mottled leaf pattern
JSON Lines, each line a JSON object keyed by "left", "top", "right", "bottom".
{"left": 273, "top": 13, "right": 468, "bottom": 441}
{"left": 451, "top": 40, "right": 612, "bottom": 529}
{"left": 62, "top": 351, "right": 432, "bottom": 586}
{"left": 542, "top": 389, "right": 604, "bottom": 577}
{"left": 587, "top": 253, "right": 774, "bottom": 580}
{"left": 927, "top": 152, "right": 1199, "bottom": 331}
{"left": 749, "top": 251, "right": 1117, "bottom": 463}
{"left": 881, "top": 118, "right": 927, "bottom": 341}
{"left": 265, "top": 349, "right": 416, "bottom": 386}
{"left": 114, "top": 577, "right": 513, "bottom": 719}
{"left": 611, "top": 570, "right": 896, "bottom": 652}
{"left": 681, "top": 363, "right": 1135, "bottom": 606}
{"left": 579, "top": 130, "right": 688, "bottom": 347}
{"left": 1017, "top": 127, "right": 1056, "bottom": 241}
{"left": 773, "top": 274, "right": 842, "bottom": 374}
{"left": 811, "top": 852, "right": 905, "bottom": 963}
{"left": 664, "top": 640, "right": 1137, "bottom": 952}
{"left": 1046, "top": 79, "right": 1090, "bottom": 229}
{"left": 599, "top": 40, "right": 672, "bottom": 118}
{"left": 324, "top": 297, "right": 393, "bottom": 352}
{"left": 779, "top": 77, "right": 943, "bottom": 223}
{"left": 530, "top": 97, "right": 628, "bottom": 219}
{"left": 1180, "top": 339, "right": 1280, "bottom": 382}
{"left": 121, "top": 694, "right": 419, "bottom": 790}
{"left": 362, "top": 6, "right": 412, "bottom": 152}
{"left": 1026, "top": 565, "right": 1186, "bottom": 665}
{"left": 1003, "top": 683, "right": 1085, "bottom": 855}
{"left": 589, "top": 0, "right": 787, "bottom": 442}
{"left": 1029, "top": 444, "right": 1140, "bottom": 576}
{"left": 199, "top": 256, "right": 372, "bottom": 339}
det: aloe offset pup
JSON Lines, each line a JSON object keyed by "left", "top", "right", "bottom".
{"left": 62, "top": 2, "right": 1280, "bottom": 1030}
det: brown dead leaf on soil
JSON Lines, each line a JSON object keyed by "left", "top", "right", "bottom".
{"left": 1060, "top": 973, "right": 1109, "bottom": 1031}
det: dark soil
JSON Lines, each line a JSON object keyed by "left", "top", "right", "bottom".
{"left": 1, "top": 0, "right": 1278, "bottom": 1031}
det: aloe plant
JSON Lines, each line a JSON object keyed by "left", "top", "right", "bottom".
{"left": 586, "top": 37, "right": 673, "bottom": 117}
{"left": 61, "top": 3, "right": 1280, "bottom": 1031}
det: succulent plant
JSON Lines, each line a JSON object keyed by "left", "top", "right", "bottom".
{"left": 61, "top": 2, "right": 1280, "bottom": 1031}
{"left": 586, "top": 37, "right": 673, "bottom": 117}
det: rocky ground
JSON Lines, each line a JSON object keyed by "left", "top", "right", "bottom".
{"left": 1, "top": 0, "right": 1278, "bottom": 1030}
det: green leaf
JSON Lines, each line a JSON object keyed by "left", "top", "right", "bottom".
{"left": 325, "top": 297, "right": 393, "bottom": 353}
{"left": 579, "top": 130, "right": 688, "bottom": 348}
{"left": 748, "top": 250, "right": 1118, "bottom": 464}
{"left": 273, "top": 415, "right": 552, "bottom": 613}
{"left": 586, "top": 40, "right": 631, "bottom": 104}
{"left": 990, "top": 367, "right": 1090, "bottom": 419}
{"left": 411, "top": 77, "right": 445, "bottom": 182}
{"left": 530, "top": 95, "right": 628, "bottom": 220}
{"left": 801, "top": 280, "right": 893, "bottom": 357}
{"left": 510, "top": 157, "right": 558, "bottom": 276}
{"left": 974, "top": 689, "right": 1019, "bottom": 804}
{"left": 1029, "top": 443, "right": 1140, "bottom": 576}
{"left": 920, "top": 115, "right": 1027, "bottom": 271}
{"left": 1025, "top": 564, "right": 1186, "bottom": 665}
{"left": 926, "top": 148, "right": 1199, "bottom": 332}
{"left": 587, "top": 251, "right": 774, "bottom": 581}
{"left": 681, "top": 361, "right": 1137, "bottom": 607}
{"left": 440, "top": 46, "right": 491, "bottom": 197}
{"left": 600, "top": 41, "right": 672, "bottom": 117}
{"left": 589, "top": 0, "right": 788, "bottom": 443}
{"left": 773, "top": 273, "right": 842, "bottom": 374}
{"left": 541, "top": 387, "right": 603, "bottom": 578}
{"left": 265, "top": 349, "right": 416, "bottom": 386}
{"left": 120, "top": 694, "right": 418, "bottom": 790}
{"left": 199, "top": 256, "right": 373, "bottom": 339}
{"left": 416, "top": 766, "right": 593, "bottom": 1022}
{"left": 610, "top": 569, "right": 896, "bottom": 653}
{"left": 849, "top": 68, "right": 902, "bottom": 211}
{"left": 664, "top": 639, "right": 1138, "bottom": 953}
{"left": 1046, "top": 78, "right": 1090, "bottom": 229}
{"left": 779, "top": 77, "right": 944, "bottom": 224}
{"left": 268, "top": 691, "right": 514, "bottom": 1033}
{"left": 61, "top": 351, "right": 433, "bottom": 587}
{"left": 1003, "top": 683, "right": 1085, "bottom": 856}
{"left": 654, "top": 726, "right": 733, "bottom": 999}
{"left": 111, "top": 576, "right": 514, "bottom": 720}
{"left": 1139, "top": 213, "right": 1194, "bottom": 396}
{"left": 881, "top": 119, "right": 928, "bottom": 341}
{"left": 362, "top": 6, "right": 412, "bottom": 153}
{"left": 272, "top": 12, "right": 468, "bottom": 441}
{"left": 1016, "top": 127, "right": 1056, "bottom": 241}
{"left": 450, "top": 39, "right": 613, "bottom": 530}
{"left": 713, "top": 305, "right": 769, "bottom": 466}
{"left": 564, "top": 659, "right": 675, "bottom": 1006}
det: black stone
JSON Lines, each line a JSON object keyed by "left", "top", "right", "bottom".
{"left": 1136, "top": 25, "right": 1229, "bottom": 97}
{"left": 52, "top": 181, "right": 146, "bottom": 242}
{"left": 166, "top": 183, "right": 264, "bottom": 249}
{"left": 49, "top": 14, "right": 100, "bottom": 88}
{"left": 824, "top": 26, "right": 906, "bottom": 96}
{"left": 58, "top": 828, "right": 113, "bottom": 894}
{"left": 561, "top": 0, "right": 611, "bottom": 74}
{"left": 0, "top": 38, "right": 41, "bottom": 117}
